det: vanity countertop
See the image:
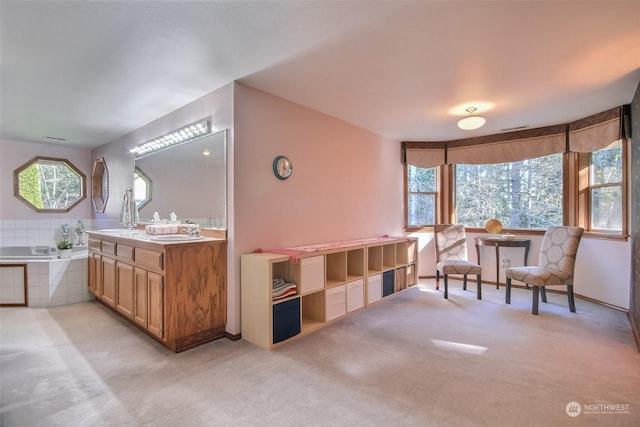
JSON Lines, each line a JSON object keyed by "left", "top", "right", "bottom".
{"left": 87, "top": 229, "right": 226, "bottom": 245}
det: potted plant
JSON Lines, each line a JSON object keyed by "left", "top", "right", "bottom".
{"left": 57, "top": 224, "right": 73, "bottom": 258}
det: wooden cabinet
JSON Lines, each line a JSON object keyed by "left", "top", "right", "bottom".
{"left": 241, "top": 237, "right": 418, "bottom": 350}
{"left": 87, "top": 232, "right": 226, "bottom": 352}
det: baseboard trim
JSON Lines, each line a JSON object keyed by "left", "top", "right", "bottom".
{"left": 225, "top": 331, "right": 242, "bottom": 341}
{"left": 626, "top": 312, "right": 640, "bottom": 353}
{"left": 419, "top": 275, "right": 629, "bottom": 312}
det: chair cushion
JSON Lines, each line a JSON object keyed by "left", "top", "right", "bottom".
{"left": 505, "top": 266, "right": 572, "bottom": 287}
{"left": 437, "top": 260, "right": 481, "bottom": 275}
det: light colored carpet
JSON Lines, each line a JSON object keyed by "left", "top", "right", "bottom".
{"left": 1, "top": 280, "right": 639, "bottom": 426}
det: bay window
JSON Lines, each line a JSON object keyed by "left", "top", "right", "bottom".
{"left": 403, "top": 105, "right": 629, "bottom": 238}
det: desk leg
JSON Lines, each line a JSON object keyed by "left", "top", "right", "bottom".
{"left": 495, "top": 246, "right": 500, "bottom": 289}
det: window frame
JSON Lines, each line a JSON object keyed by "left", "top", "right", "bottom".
{"left": 576, "top": 139, "right": 628, "bottom": 239}
{"left": 13, "top": 156, "right": 86, "bottom": 213}
{"left": 404, "top": 164, "right": 440, "bottom": 231}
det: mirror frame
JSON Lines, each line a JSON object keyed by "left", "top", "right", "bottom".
{"left": 91, "top": 157, "right": 109, "bottom": 213}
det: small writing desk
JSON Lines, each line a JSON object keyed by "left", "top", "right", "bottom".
{"left": 475, "top": 237, "right": 531, "bottom": 288}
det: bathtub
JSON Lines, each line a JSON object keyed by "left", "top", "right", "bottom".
{"left": 0, "top": 246, "right": 91, "bottom": 307}
{"left": 0, "top": 245, "right": 87, "bottom": 260}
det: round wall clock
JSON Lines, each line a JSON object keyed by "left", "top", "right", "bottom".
{"left": 273, "top": 155, "right": 292, "bottom": 180}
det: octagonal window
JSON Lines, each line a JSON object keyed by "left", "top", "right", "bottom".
{"left": 14, "top": 156, "right": 86, "bottom": 212}
{"left": 134, "top": 166, "right": 152, "bottom": 210}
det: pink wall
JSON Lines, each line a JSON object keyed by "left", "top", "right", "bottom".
{"left": 231, "top": 83, "right": 404, "bottom": 332}
{"left": 0, "top": 138, "right": 92, "bottom": 219}
{"left": 233, "top": 83, "right": 404, "bottom": 254}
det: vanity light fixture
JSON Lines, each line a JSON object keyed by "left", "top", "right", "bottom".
{"left": 457, "top": 107, "right": 486, "bottom": 130}
{"left": 130, "top": 117, "right": 212, "bottom": 158}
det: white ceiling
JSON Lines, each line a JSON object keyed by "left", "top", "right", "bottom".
{"left": 1, "top": 1, "right": 639, "bottom": 149}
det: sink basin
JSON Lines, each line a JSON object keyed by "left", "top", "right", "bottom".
{"left": 150, "top": 235, "right": 204, "bottom": 242}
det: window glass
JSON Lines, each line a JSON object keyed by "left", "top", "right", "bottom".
{"left": 590, "top": 142, "right": 623, "bottom": 231}
{"left": 407, "top": 165, "right": 437, "bottom": 227}
{"left": 455, "top": 154, "right": 563, "bottom": 229}
{"left": 591, "top": 143, "right": 622, "bottom": 185}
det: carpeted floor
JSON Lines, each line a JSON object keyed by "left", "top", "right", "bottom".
{"left": 1, "top": 280, "right": 639, "bottom": 426}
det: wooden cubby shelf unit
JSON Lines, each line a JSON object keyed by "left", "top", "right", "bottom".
{"left": 241, "top": 237, "right": 418, "bottom": 350}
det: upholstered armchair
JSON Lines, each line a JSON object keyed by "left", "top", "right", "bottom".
{"left": 505, "top": 226, "right": 584, "bottom": 315}
{"left": 434, "top": 224, "right": 482, "bottom": 299}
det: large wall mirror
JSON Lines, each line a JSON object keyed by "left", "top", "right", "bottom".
{"left": 134, "top": 129, "right": 227, "bottom": 228}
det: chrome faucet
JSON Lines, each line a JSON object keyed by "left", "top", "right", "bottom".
{"left": 182, "top": 225, "right": 201, "bottom": 237}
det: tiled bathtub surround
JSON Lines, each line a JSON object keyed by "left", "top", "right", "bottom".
{"left": 0, "top": 219, "right": 96, "bottom": 307}
{"left": 0, "top": 257, "right": 91, "bottom": 307}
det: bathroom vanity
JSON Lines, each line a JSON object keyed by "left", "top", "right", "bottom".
{"left": 87, "top": 230, "right": 226, "bottom": 352}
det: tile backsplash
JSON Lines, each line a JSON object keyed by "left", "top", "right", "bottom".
{"left": 0, "top": 218, "right": 97, "bottom": 247}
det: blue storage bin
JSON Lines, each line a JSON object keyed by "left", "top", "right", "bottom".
{"left": 383, "top": 270, "right": 395, "bottom": 297}
{"left": 273, "top": 298, "right": 301, "bottom": 344}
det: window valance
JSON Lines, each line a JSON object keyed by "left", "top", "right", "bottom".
{"left": 403, "top": 142, "right": 445, "bottom": 168}
{"left": 568, "top": 106, "right": 626, "bottom": 153}
{"left": 447, "top": 125, "right": 567, "bottom": 164}
{"left": 402, "top": 105, "right": 629, "bottom": 166}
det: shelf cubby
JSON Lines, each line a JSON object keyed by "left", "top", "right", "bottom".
{"left": 396, "top": 241, "right": 409, "bottom": 265}
{"left": 382, "top": 243, "right": 396, "bottom": 270}
{"left": 407, "top": 240, "right": 417, "bottom": 264}
{"left": 326, "top": 251, "right": 347, "bottom": 287}
{"left": 346, "top": 248, "right": 365, "bottom": 281}
{"left": 368, "top": 245, "right": 383, "bottom": 274}
{"left": 302, "top": 291, "right": 326, "bottom": 329}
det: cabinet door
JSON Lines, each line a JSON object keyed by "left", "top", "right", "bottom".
{"left": 101, "top": 257, "right": 116, "bottom": 308}
{"left": 134, "top": 267, "right": 148, "bottom": 328}
{"left": 147, "top": 271, "right": 164, "bottom": 339}
{"left": 116, "top": 262, "right": 135, "bottom": 320}
{"left": 88, "top": 253, "right": 96, "bottom": 295}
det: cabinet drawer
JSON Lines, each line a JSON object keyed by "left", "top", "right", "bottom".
{"left": 325, "top": 284, "right": 346, "bottom": 321}
{"left": 300, "top": 256, "right": 324, "bottom": 294}
{"left": 102, "top": 240, "right": 116, "bottom": 256}
{"left": 136, "top": 248, "right": 164, "bottom": 271}
{"left": 88, "top": 238, "right": 101, "bottom": 251}
{"left": 367, "top": 274, "right": 382, "bottom": 304}
{"left": 117, "top": 244, "right": 134, "bottom": 261}
{"left": 346, "top": 279, "right": 364, "bottom": 312}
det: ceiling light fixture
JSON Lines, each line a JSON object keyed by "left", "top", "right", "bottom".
{"left": 457, "top": 107, "right": 486, "bottom": 130}
{"left": 130, "top": 117, "right": 211, "bottom": 158}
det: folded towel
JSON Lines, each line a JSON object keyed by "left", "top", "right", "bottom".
{"left": 145, "top": 224, "right": 179, "bottom": 235}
